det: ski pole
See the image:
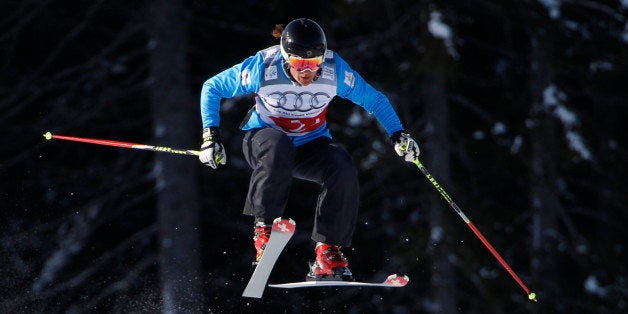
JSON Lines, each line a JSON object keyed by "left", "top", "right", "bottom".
{"left": 412, "top": 157, "right": 537, "bottom": 302}
{"left": 43, "top": 132, "right": 200, "bottom": 156}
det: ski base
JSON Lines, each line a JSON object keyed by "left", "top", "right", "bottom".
{"left": 242, "top": 218, "right": 296, "bottom": 298}
{"left": 268, "top": 274, "right": 409, "bottom": 289}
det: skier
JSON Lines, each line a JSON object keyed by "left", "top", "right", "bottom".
{"left": 198, "top": 18, "right": 420, "bottom": 281}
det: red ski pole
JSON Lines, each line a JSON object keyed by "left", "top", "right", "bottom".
{"left": 43, "top": 132, "right": 200, "bottom": 156}
{"left": 412, "top": 157, "right": 537, "bottom": 302}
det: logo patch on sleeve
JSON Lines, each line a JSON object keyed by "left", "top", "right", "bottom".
{"left": 241, "top": 69, "right": 251, "bottom": 86}
{"left": 344, "top": 71, "right": 355, "bottom": 88}
{"left": 265, "top": 65, "right": 278, "bottom": 81}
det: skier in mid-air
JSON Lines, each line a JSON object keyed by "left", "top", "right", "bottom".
{"left": 198, "top": 18, "right": 420, "bottom": 281}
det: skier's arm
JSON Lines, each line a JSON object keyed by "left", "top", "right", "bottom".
{"left": 199, "top": 52, "right": 263, "bottom": 167}
{"left": 200, "top": 53, "right": 263, "bottom": 128}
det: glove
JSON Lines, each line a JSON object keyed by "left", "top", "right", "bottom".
{"left": 199, "top": 127, "right": 227, "bottom": 169}
{"left": 391, "top": 130, "right": 420, "bottom": 162}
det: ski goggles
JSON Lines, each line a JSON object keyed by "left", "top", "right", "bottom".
{"left": 286, "top": 55, "right": 324, "bottom": 72}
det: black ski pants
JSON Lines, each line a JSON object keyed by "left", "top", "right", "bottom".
{"left": 242, "top": 128, "right": 359, "bottom": 247}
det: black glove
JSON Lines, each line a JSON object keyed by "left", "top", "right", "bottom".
{"left": 199, "top": 127, "right": 226, "bottom": 169}
{"left": 391, "top": 130, "right": 420, "bottom": 162}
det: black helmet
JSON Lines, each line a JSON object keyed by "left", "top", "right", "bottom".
{"left": 280, "top": 18, "right": 326, "bottom": 60}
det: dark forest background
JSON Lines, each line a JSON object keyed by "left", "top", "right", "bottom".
{"left": 1, "top": 0, "right": 626, "bottom": 313}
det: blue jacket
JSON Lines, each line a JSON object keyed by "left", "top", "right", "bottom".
{"left": 200, "top": 45, "right": 403, "bottom": 146}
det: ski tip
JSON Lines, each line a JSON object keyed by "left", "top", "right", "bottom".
{"left": 272, "top": 217, "right": 296, "bottom": 234}
{"left": 384, "top": 274, "right": 409, "bottom": 287}
{"left": 43, "top": 132, "right": 53, "bottom": 140}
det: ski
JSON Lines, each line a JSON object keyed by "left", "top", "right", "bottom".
{"left": 268, "top": 274, "right": 409, "bottom": 289}
{"left": 242, "top": 217, "right": 296, "bottom": 298}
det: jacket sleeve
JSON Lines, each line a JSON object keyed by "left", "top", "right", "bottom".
{"left": 335, "top": 54, "right": 404, "bottom": 136}
{"left": 200, "top": 52, "right": 263, "bottom": 128}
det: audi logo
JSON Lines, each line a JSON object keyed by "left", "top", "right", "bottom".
{"left": 261, "top": 91, "right": 332, "bottom": 112}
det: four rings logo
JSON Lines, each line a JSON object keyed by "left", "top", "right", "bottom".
{"left": 262, "top": 91, "right": 331, "bottom": 112}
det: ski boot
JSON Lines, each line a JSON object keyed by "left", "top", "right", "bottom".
{"left": 306, "top": 243, "right": 354, "bottom": 281}
{"left": 252, "top": 223, "right": 272, "bottom": 266}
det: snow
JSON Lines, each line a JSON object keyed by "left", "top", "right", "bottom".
{"left": 33, "top": 208, "right": 96, "bottom": 294}
{"left": 428, "top": 11, "right": 451, "bottom": 40}
{"left": 479, "top": 267, "right": 499, "bottom": 279}
{"left": 428, "top": 11, "right": 459, "bottom": 60}
{"left": 566, "top": 131, "right": 593, "bottom": 160}
{"left": 562, "top": 20, "right": 579, "bottom": 31}
{"left": 494, "top": 59, "right": 508, "bottom": 77}
{"left": 348, "top": 109, "right": 366, "bottom": 127}
{"left": 589, "top": 60, "right": 614, "bottom": 72}
{"left": 491, "top": 122, "right": 507, "bottom": 135}
{"left": 398, "top": 61, "right": 411, "bottom": 71}
{"left": 472, "top": 130, "right": 485, "bottom": 140}
{"left": 584, "top": 275, "right": 608, "bottom": 297}
{"left": 409, "top": 210, "right": 420, "bottom": 223}
{"left": 360, "top": 152, "right": 379, "bottom": 169}
{"left": 553, "top": 104, "right": 577, "bottom": 126}
{"left": 538, "top": 0, "right": 561, "bottom": 20}
{"left": 543, "top": 84, "right": 592, "bottom": 161}
{"left": 576, "top": 244, "right": 588, "bottom": 254}
{"left": 510, "top": 135, "right": 523, "bottom": 154}
{"left": 430, "top": 226, "right": 443, "bottom": 242}
{"left": 155, "top": 122, "right": 166, "bottom": 137}
{"left": 542, "top": 84, "right": 565, "bottom": 107}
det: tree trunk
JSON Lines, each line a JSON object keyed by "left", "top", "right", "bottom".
{"left": 147, "top": 1, "right": 204, "bottom": 312}
{"left": 420, "top": 5, "right": 457, "bottom": 313}
{"left": 528, "top": 32, "right": 560, "bottom": 310}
